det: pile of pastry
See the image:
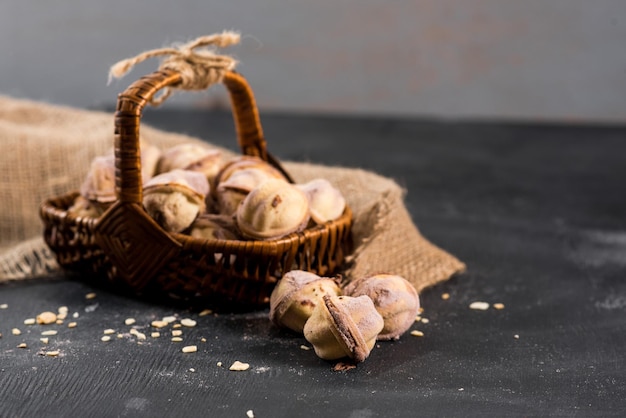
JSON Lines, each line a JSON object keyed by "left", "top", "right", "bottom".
{"left": 69, "top": 142, "right": 346, "bottom": 241}
{"left": 269, "top": 270, "right": 420, "bottom": 364}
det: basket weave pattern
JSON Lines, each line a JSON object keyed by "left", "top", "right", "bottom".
{"left": 40, "top": 69, "right": 352, "bottom": 308}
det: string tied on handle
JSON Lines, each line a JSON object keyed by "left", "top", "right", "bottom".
{"left": 108, "top": 31, "right": 240, "bottom": 105}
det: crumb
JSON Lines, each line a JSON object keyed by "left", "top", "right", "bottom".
{"left": 151, "top": 320, "right": 168, "bottom": 328}
{"left": 180, "top": 318, "right": 197, "bottom": 327}
{"left": 24, "top": 318, "right": 36, "bottom": 325}
{"left": 37, "top": 311, "right": 57, "bottom": 325}
{"left": 182, "top": 345, "right": 197, "bottom": 353}
{"left": 17, "top": 343, "right": 28, "bottom": 349}
{"left": 333, "top": 362, "right": 357, "bottom": 372}
{"left": 198, "top": 309, "right": 212, "bottom": 317}
{"left": 441, "top": 293, "right": 450, "bottom": 300}
{"left": 85, "top": 292, "right": 97, "bottom": 300}
{"left": 84, "top": 304, "right": 98, "bottom": 313}
{"left": 171, "top": 337, "right": 183, "bottom": 342}
{"left": 514, "top": 334, "right": 520, "bottom": 339}
{"left": 246, "top": 410, "right": 255, "bottom": 418}
{"left": 45, "top": 350, "right": 60, "bottom": 357}
{"left": 493, "top": 303, "right": 505, "bottom": 310}
{"left": 57, "top": 307, "right": 68, "bottom": 320}
{"left": 103, "top": 329, "right": 115, "bottom": 335}
{"left": 300, "top": 345, "right": 311, "bottom": 351}
{"left": 162, "top": 316, "right": 177, "bottom": 323}
{"left": 469, "top": 301, "right": 490, "bottom": 311}
{"left": 410, "top": 330, "right": 424, "bottom": 337}
{"left": 0, "top": 303, "right": 8, "bottom": 309}
{"left": 12, "top": 328, "right": 21, "bottom": 336}
{"left": 125, "top": 318, "right": 136, "bottom": 326}
{"left": 151, "top": 332, "right": 160, "bottom": 338}
{"left": 421, "top": 318, "right": 430, "bottom": 324}
{"left": 40, "top": 338, "right": 49, "bottom": 344}
{"left": 229, "top": 361, "right": 250, "bottom": 371}
{"left": 172, "top": 330, "right": 183, "bottom": 337}
{"left": 68, "top": 322, "right": 77, "bottom": 328}
{"left": 101, "top": 336, "right": 111, "bottom": 342}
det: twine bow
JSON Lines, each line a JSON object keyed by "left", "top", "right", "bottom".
{"left": 108, "top": 31, "right": 241, "bottom": 105}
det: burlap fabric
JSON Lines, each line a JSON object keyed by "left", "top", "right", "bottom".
{"left": 0, "top": 95, "right": 465, "bottom": 293}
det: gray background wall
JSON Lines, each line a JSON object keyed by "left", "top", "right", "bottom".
{"left": 2, "top": 0, "right": 625, "bottom": 122}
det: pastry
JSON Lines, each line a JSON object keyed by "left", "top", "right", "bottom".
{"left": 142, "top": 169, "right": 209, "bottom": 232}
{"left": 236, "top": 179, "right": 310, "bottom": 240}
{"left": 344, "top": 274, "right": 420, "bottom": 340}
{"left": 269, "top": 270, "right": 342, "bottom": 333}
{"left": 297, "top": 178, "right": 346, "bottom": 224}
{"left": 303, "top": 294, "right": 384, "bottom": 362}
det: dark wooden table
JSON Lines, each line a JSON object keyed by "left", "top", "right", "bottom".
{"left": 1, "top": 110, "right": 625, "bottom": 417}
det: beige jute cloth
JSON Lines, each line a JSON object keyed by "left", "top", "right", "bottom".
{"left": 0, "top": 94, "right": 465, "bottom": 292}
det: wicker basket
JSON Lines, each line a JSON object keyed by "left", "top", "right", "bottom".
{"left": 40, "top": 68, "right": 353, "bottom": 309}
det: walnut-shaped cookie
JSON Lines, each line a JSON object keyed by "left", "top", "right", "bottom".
{"left": 157, "top": 143, "right": 223, "bottom": 184}
{"left": 188, "top": 214, "right": 240, "bottom": 241}
{"left": 343, "top": 274, "right": 420, "bottom": 341}
{"left": 67, "top": 195, "right": 104, "bottom": 218}
{"left": 236, "top": 179, "right": 310, "bottom": 240}
{"left": 80, "top": 155, "right": 117, "bottom": 210}
{"left": 303, "top": 294, "right": 384, "bottom": 363}
{"left": 296, "top": 178, "right": 346, "bottom": 224}
{"left": 79, "top": 142, "right": 162, "bottom": 212}
{"left": 139, "top": 141, "right": 163, "bottom": 181}
{"left": 269, "top": 270, "right": 342, "bottom": 334}
{"left": 215, "top": 168, "right": 282, "bottom": 215}
{"left": 213, "top": 156, "right": 287, "bottom": 215}
{"left": 142, "top": 169, "right": 209, "bottom": 233}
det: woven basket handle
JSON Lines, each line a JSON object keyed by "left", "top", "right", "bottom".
{"left": 114, "top": 68, "right": 292, "bottom": 205}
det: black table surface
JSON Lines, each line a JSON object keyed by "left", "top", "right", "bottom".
{"left": 1, "top": 109, "right": 625, "bottom": 417}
